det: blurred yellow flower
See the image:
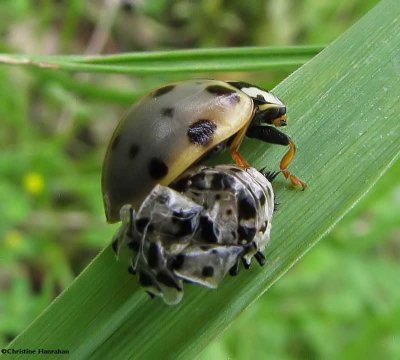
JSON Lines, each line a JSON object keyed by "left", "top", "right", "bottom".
{"left": 4, "top": 230, "right": 23, "bottom": 250}
{"left": 23, "top": 172, "right": 45, "bottom": 195}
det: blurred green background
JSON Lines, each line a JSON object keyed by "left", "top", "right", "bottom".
{"left": 1, "top": 0, "right": 399, "bottom": 358}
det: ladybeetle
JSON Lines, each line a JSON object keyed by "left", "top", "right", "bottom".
{"left": 112, "top": 165, "right": 277, "bottom": 305}
{"left": 102, "top": 79, "right": 306, "bottom": 223}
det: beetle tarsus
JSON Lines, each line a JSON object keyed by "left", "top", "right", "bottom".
{"left": 280, "top": 140, "right": 307, "bottom": 190}
{"left": 282, "top": 169, "right": 307, "bottom": 190}
{"left": 280, "top": 141, "right": 307, "bottom": 190}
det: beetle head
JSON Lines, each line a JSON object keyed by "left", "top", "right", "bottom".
{"left": 228, "top": 81, "right": 287, "bottom": 127}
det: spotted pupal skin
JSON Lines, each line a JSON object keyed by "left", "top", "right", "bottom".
{"left": 102, "top": 80, "right": 253, "bottom": 223}
{"left": 113, "top": 165, "right": 275, "bottom": 305}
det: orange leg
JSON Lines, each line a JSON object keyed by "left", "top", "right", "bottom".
{"left": 230, "top": 127, "right": 250, "bottom": 168}
{"left": 280, "top": 140, "right": 307, "bottom": 190}
{"left": 231, "top": 147, "right": 250, "bottom": 168}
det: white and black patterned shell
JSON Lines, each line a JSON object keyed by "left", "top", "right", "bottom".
{"left": 102, "top": 80, "right": 254, "bottom": 223}
{"left": 113, "top": 165, "right": 275, "bottom": 305}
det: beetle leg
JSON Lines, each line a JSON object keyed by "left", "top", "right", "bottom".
{"left": 246, "top": 125, "right": 307, "bottom": 190}
{"left": 280, "top": 141, "right": 307, "bottom": 190}
{"left": 230, "top": 126, "right": 250, "bottom": 168}
{"left": 229, "top": 258, "right": 241, "bottom": 276}
{"left": 254, "top": 251, "right": 266, "bottom": 266}
{"left": 111, "top": 205, "right": 137, "bottom": 257}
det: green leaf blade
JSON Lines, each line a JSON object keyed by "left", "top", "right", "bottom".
{"left": 6, "top": 0, "right": 400, "bottom": 358}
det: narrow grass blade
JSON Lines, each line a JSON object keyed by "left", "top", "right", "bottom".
{"left": 0, "top": 45, "right": 323, "bottom": 74}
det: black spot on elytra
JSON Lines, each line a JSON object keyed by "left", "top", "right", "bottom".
{"left": 215, "top": 194, "right": 221, "bottom": 200}
{"left": 152, "top": 85, "right": 175, "bottom": 97}
{"left": 171, "top": 254, "right": 185, "bottom": 270}
{"left": 148, "top": 157, "right": 169, "bottom": 179}
{"left": 237, "top": 225, "right": 257, "bottom": 242}
{"left": 187, "top": 119, "right": 217, "bottom": 146}
{"left": 206, "top": 85, "right": 236, "bottom": 96}
{"left": 156, "top": 272, "right": 182, "bottom": 290}
{"left": 226, "top": 209, "right": 233, "bottom": 216}
{"left": 227, "top": 81, "right": 254, "bottom": 91}
{"left": 147, "top": 243, "right": 161, "bottom": 268}
{"left": 111, "top": 135, "right": 120, "bottom": 150}
{"left": 136, "top": 217, "right": 150, "bottom": 233}
{"left": 206, "top": 85, "right": 241, "bottom": 105}
{"left": 202, "top": 266, "right": 214, "bottom": 277}
{"left": 238, "top": 192, "right": 257, "bottom": 220}
{"left": 129, "top": 144, "right": 139, "bottom": 158}
{"left": 161, "top": 107, "right": 174, "bottom": 117}
{"left": 200, "top": 216, "right": 219, "bottom": 243}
